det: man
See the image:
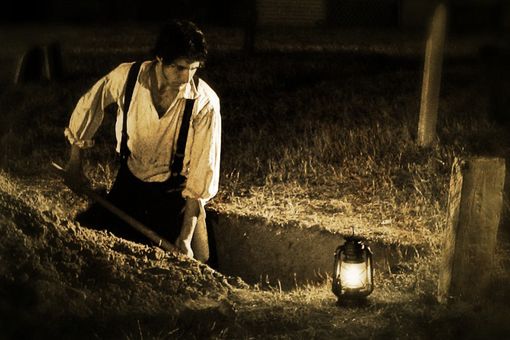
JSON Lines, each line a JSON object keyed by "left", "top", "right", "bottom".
{"left": 63, "top": 20, "right": 221, "bottom": 262}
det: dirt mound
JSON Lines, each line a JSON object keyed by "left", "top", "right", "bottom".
{"left": 0, "top": 185, "right": 240, "bottom": 339}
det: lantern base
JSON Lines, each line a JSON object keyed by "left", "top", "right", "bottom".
{"left": 336, "top": 296, "right": 370, "bottom": 308}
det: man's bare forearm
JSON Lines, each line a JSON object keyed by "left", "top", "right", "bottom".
{"left": 67, "top": 144, "right": 83, "bottom": 170}
{"left": 64, "top": 144, "right": 86, "bottom": 192}
{"left": 179, "top": 198, "right": 200, "bottom": 242}
{"left": 174, "top": 198, "right": 200, "bottom": 257}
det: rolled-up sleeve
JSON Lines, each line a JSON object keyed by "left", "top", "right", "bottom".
{"left": 65, "top": 63, "right": 129, "bottom": 148}
{"left": 182, "top": 99, "right": 221, "bottom": 203}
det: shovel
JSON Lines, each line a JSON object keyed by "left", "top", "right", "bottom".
{"left": 51, "top": 162, "right": 179, "bottom": 254}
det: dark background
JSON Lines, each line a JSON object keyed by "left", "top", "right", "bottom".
{"left": 1, "top": 0, "right": 509, "bottom": 33}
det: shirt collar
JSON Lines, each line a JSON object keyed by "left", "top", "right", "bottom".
{"left": 182, "top": 77, "right": 199, "bottom": 100}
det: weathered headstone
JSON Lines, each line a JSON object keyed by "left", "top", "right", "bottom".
{"left": 438, "top": 157, "right": 506, "bottom": 304}
{"left": 14, "top": 42, "right": 64, "bottom": 84}
{"left": 417, "top": 3, "right": 447, "bottom": 147}
{"left": 14, "top": 46, "right": 46, "bottom": 84}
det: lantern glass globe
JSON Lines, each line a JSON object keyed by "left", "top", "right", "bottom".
{"left": 340, "top": 262, "right": 367, "bottom": 289}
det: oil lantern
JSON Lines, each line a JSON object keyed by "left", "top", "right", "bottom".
{"left": 332, "top": 235, "right": 374, "bottom": 305}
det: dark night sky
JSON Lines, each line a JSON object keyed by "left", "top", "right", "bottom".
{"left": 1, "top": 0, "right": 508, "bottom": 33}
{"left": 0, "top": 0, "right": 246, "bottom": 25}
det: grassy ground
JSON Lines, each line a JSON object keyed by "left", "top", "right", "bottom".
{"left": 1, "top": 24, "right": 510, "bottom": 338}
{"left": 1, "top": 25, "right": 505, "bottom": 244}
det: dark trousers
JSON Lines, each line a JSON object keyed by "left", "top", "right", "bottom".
{"left": 76, "top": 164, "right": 186, "bottom": 245}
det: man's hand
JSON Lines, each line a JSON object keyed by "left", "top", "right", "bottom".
{"left": 63, "top": 145, "right": 88, "bottom": 193}
{"left": 63, "top": 165, "right": 88, "bottom": 193}
{"left": 175, "top": 236, "right": 194, "bottom": 258}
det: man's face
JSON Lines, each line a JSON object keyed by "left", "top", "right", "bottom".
{"left": 157, "top": 57, "right": 200, "bottom": 90}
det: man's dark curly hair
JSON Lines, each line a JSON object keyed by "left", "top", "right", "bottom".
{"left": 152, "top": 20, "right": 208, "bottom": 65}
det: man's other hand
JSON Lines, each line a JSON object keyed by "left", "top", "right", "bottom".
{"left": 63, "top": 163, "right": 88, "bottom": 193}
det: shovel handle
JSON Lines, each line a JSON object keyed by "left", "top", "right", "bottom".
{"left": 51, "top": 162, "right": 178, "bottom": 253}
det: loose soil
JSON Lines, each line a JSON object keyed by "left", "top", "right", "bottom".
{"left": 2, "top": 171, "right": 510, "bottom": 339}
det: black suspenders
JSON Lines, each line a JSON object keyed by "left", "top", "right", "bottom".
{"left": 171, "top": 98, "right": 194, "bottom": 177}
{"left": 120, "top": 61, "right": 196, "bottom": 180}
{"left": 120, "top": 61, "right": 141, "bottom": 165}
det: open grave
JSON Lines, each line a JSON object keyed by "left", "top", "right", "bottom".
{"left": 208, "top": 211, "right": 428, "bottom": 290}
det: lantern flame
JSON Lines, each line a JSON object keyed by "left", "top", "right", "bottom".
{"left": 340, "top": 262, "right": 367, "bottom": 289}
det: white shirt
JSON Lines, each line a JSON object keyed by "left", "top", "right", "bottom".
{"left": 65, "top": 60, "right": 221, "bottom": 203}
